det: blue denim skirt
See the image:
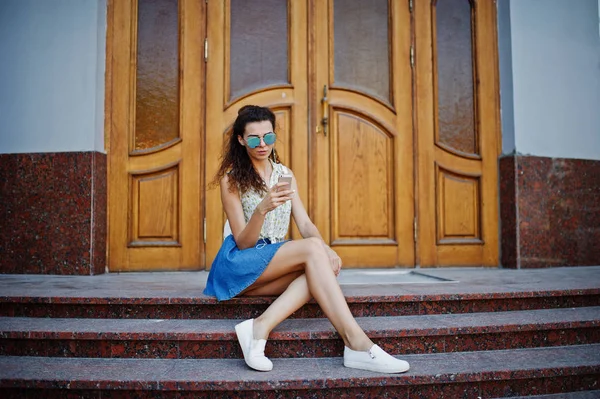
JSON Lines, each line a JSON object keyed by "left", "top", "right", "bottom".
{"left": 203, "top": 235, "right": 288, "bottom": 301}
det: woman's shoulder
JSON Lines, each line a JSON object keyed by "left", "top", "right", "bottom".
{"left": 220, "top": 172, "right": 241, "bottom": 196}
{"left": 220, "top": 172, "right": 231, "bottom": 185}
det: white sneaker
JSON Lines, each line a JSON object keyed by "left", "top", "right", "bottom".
{"left": 344, "top": 344, "right": 410, "bottom": 374}
{"left": 234, "top": 319, "right": 273, "bottom": 372}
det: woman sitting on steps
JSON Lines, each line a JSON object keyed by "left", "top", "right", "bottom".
{"left": 203, "top": 105, "right": 409, "bottom": 374}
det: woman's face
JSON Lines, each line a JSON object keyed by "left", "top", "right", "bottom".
{"left": 238, "top": 120, "right": 275, "bottom": 161}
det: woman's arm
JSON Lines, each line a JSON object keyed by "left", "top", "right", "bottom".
{"left": 288, "top": 173, "right": 323, "bottom": 239}
{"left": 220, "top": 175, "right": 263, "bottom": 250}
{"left": 288, "top": 172, "right": 342, "bottom": 275}
{"left": 221, "top": 174, "right": 294, "bottom": 250}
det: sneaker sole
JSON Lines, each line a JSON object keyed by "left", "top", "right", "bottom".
{"left": 344, "top": 360, "right": 410, "bottom": 374}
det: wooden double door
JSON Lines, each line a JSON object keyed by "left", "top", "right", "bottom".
{"left": 107, "top": 0, "right": 500, "bottom": 271}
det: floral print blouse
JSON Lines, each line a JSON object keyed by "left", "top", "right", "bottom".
{"left": 240, "top": 161, "right": 292, "bottom": 243}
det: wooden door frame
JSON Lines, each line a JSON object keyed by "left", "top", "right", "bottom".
{"left": 309, "top": 0, "right": 416, "bottom": 267}
{"left": 104, "top": 0, "right": 502, "bottom": 270}
{"left": 413, "top": 0, "right": 501, "bottom": 267}
{"left": 105, "top": 0, "right": 206, "bottom": 271}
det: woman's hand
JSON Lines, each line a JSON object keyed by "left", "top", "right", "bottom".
{"left": 322, "top": 242, "right": 342, "bottom": 276}
{"left": 255, "top": 182, "right": 294, "bottom": 216}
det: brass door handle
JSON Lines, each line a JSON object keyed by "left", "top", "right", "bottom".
{"left": 321, "top": 85, "right": 328, "bottom": 136}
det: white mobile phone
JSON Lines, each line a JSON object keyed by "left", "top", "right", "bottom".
{"left": 277, "top": 174, "right": 293, "bottom": 191}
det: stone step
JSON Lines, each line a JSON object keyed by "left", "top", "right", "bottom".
{"left": 1, "top": 345, "right": 599, "bottom": 398}
{"left": 2, "top": 268, "right": 598, "bottom": 320}
{"left": 1, "top": 307, "right": 598, "bottom": 359}
{"left": 497, "top": 391, "right": 600, "bottom": 399}
{"left": 1, "top": 288, "right": 598, "bottom": 320}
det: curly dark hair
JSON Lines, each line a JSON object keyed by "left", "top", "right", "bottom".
{"left": 212, "top": 105, "right": 282, "bottom": 194}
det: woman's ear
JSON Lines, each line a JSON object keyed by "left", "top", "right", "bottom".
{"left": 237, "top": 135, "right": 245, "bottom": 146}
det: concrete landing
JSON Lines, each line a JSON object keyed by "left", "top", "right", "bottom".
{"left": 0, "top": 267, "right": 599, "bottom": 300}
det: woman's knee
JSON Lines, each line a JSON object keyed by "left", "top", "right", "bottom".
{"left": 301, "top": 237, "right": 328, "bottom": 263}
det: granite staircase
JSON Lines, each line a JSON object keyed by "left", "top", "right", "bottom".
{"left": 0, "top": 267, "right": 599, "bottom": 398}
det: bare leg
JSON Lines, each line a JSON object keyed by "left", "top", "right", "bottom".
{"left": 242, "top": 238, "right": 372, "bottom": 351}
{"left": 242, "top": 271, "right": 303, "bottom": 297}
{"left": 250, "top": 274, "right": 311, "bottom": 339}
{"left": 242, "top": 271, "right": 309, "bottom": 338}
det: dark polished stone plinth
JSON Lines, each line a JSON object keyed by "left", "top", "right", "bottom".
{"left": 0, "top": 152, "right": 106, "bottom": 275}
{"left": 500, "top": 155, "right": 600, "bottom": 268}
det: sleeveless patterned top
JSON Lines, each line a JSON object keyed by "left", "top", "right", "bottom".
{"left": 240, "top": 161, "right": 292, "bottom": 243}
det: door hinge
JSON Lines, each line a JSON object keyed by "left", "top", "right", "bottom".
{"left": 204, "top": 38, "right": 208, "bottom": 62}
{"left": 413, "top": 218, "right": 417, "bottom": 242}
{"left": 409, "top": 0, "right": 413, "bottom": 13}
{"left": 203, "top": 218, "right": 207, "bottom": 244}
{"left": 410, "top": 45, "right": 414, "bottom": 68}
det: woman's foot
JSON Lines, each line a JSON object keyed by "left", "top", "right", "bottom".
{"left": 343, "top": 344, "right": 410, "bottom": 374}
{"left": 235, "top": 319, "right": 273, "bottom": 372}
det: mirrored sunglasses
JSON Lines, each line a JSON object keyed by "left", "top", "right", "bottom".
{"left": 246, "top": 132, "right": 276, "bottom": 149}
